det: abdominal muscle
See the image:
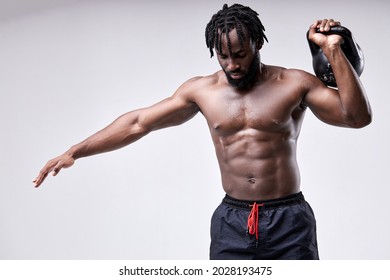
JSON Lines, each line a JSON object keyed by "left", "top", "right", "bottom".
{"left": 214, "top": 129, "right": 301, "bottom": 201}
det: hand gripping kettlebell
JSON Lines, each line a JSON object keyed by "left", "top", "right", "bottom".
{"left": 307, "top": 26, "right": 364, "bottom": 87}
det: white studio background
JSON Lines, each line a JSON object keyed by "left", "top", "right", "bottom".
{"left": 0, "top": 0, "right": 388, "bottom": 260}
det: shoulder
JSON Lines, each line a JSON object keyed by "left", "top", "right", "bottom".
{"left": 262, "top": 65, "right": 329, "bottom": 110}
{"left": 267, "top": 65, "right": 325, "bottom": 92}
{"left": 272, "top": 66, "right": 316, "bottom": 83}
{"left": 174, "top": 71, "right": 222, "bottom": 101}
{"left": 181, "top": 71, "right": 221, "bottom": 89}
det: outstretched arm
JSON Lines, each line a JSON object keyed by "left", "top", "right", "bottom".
{"left": 33, "top": 80, "right": 200, "bottom": 187}
{"left": 303, "top": 19, "right": 372, "bottom": 128}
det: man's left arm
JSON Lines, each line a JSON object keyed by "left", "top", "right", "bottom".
{"left": 304, "top": 19, "right": 372, "bottom": 128}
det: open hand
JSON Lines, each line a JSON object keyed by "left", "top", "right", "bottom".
{"left": 33, "top": 153, "right": 75, "bottom": 188}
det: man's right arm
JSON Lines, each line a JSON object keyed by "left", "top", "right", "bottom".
{"left": 33, "top": 79, "right": 200, "bottom": 187}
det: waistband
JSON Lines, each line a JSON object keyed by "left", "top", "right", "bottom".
{"left": 222, "top": 192, "right": 305, "bottom": 210}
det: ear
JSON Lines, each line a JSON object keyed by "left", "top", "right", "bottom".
{"left": 256, "top": 39, "right": 263, "bottom": 50}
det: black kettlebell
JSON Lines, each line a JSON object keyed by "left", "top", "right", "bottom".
{"left": 307, "top": 26, "right": 364, "bottom": 87}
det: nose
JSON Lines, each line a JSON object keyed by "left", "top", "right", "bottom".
{"left": 227, "top": 58, "right": 240, "bottom": 72}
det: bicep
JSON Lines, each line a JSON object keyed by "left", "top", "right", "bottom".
{"left": 303, "top": 75, "right": 347, "bottom": 126}
{"left": 140, "top": 96, "right": 199, "bottom": 130}
{"left": 135, "top": 85, "right": 200, "bottom": 132}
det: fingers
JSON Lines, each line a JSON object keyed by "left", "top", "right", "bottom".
{"left": 33, "top": 154, "right": 75, "bottom": 188}
{"left": 33, "top": 159, "right": 63, "bottom": 188}
{"left": 308, "top": 18, "right": 342, "bottom": 43}
{"left": 33, "top": 169, "right": 49, "bottom": 188}
{"left": 313, "top": 19, "right": 341, "bottom": 32}
{"left": 32, "top": 172, "right": 48, "bottom": 188}
{"left": 33, "top": 161, "right": 56, "bottom": 188}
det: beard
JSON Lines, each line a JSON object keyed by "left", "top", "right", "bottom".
{"left": 224, "top": 52, "right": 260, "bottom": 90}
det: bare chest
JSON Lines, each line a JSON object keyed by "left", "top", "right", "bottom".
{"left": 199, "top": 85, "right": 304, "bottom": 136}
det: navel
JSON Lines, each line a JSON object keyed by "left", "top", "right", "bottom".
{"left": 248, "top": 177, "right": 256, "bottom": 184}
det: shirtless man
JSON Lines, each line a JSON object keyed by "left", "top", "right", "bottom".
{"left": 33, "top": 4, "right": 372, "bottom": 259}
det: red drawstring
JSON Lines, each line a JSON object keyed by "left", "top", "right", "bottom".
{"left": 247, "top": 202, "right": 264, "bottom": 245}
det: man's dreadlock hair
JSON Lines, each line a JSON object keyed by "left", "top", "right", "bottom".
{"left": 205, "top": 3, "right": 268, "bottom": 58}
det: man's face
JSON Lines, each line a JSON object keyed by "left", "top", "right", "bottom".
{"left": 216, "top": 28, "right": 261, "bottom": 89}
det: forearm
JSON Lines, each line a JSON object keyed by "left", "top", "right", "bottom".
{"left": 68, "top": 110, "right": 149, "bottom": 160}
{"left": 325, "top": 46, "right": 372, "bottom": 127}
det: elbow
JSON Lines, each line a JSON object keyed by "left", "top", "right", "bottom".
{"left": 120, "top": 111, "right": 151, "bottom": 139}
{"left": 345, "top": 111, "right": 372, "bottom": 129}
{"left": 132, "top": 117, "right": 152, "bottom": 136}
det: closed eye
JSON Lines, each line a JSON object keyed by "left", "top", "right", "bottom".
{"left": 218, "top": 53, "right": 228, "bottom": 59}
{"left": 234, "top": 52, "right": 246, "bottom": 58}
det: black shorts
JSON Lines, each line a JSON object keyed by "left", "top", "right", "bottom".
{"left": 210, "top": 192, "right": 319, "bottom": 260}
